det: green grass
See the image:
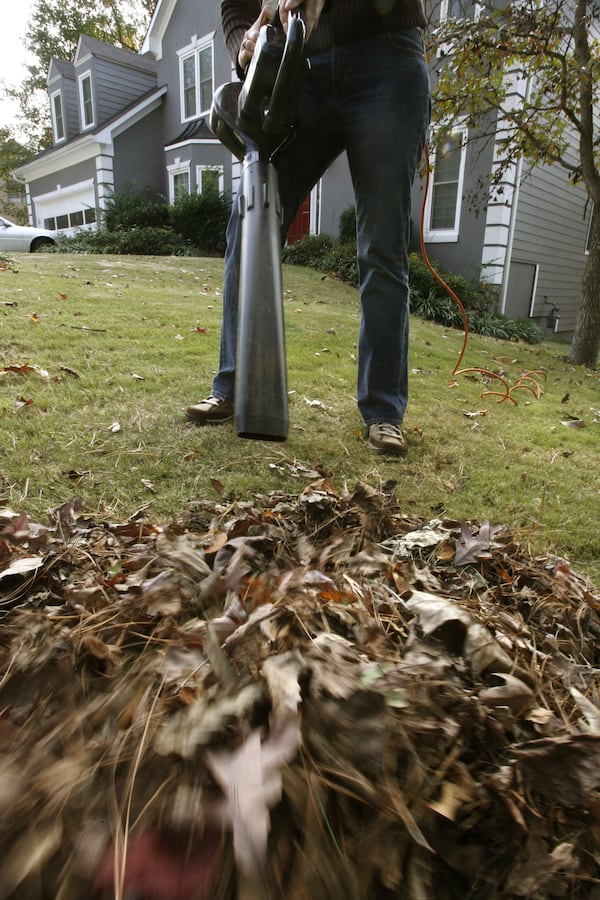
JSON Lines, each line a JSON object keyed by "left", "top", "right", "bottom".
{"left": 1, "top": 252, "right": 599, "bottom": 583}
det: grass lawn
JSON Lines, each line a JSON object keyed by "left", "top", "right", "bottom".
{"left": 1, "top": 251, "right": 599, "bottom": 583}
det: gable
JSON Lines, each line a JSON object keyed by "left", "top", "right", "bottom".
{"left": 142, "top": 0, "right": 179, "bottom": 60}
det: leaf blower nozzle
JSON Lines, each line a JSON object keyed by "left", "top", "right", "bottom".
{"left": 209, "top": 13, "right": 308, "bottom": 441}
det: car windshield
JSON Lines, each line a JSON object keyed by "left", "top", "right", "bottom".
{"left": 0, "top": 217, "right": 15, "bottom": 227}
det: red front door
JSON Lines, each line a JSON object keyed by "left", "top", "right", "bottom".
{"left": 286, "top": 195, "right": 311, "bottom": 244}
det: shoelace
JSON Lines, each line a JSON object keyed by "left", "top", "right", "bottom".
{"left": 372, "top": 423, "right": 402, "bottom": 437}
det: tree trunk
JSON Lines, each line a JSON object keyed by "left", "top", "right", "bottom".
{"left": 569, "top": 211, "right": 600, "bottom": 368}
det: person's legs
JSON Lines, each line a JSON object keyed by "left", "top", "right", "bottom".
{"left": 340, "top": 29, "right": 430, "bottom": 427}
{"left": 208, "top": 48, "right": 345, "bottom": 404}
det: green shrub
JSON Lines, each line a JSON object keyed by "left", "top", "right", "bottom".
{"left": 61, "top": 226, "right": 190, "bottom": 256}
{"left": 319, "top": 241, "right": 359, "bottom": 286}
{"left": 169, "top": 189, "right": 230, "bottom": 254}
{"left": 408, "top": 252, "right": 493, "bottom": 314}
{"left": 102, "top": 188, "right": 169, "bottom": 233}
{"left": 338, "top": 206, "right": 357, "bottom": 244}
{"left": 410, "top": 289, "right": 541, "bottom": 344}
{"left": 109, "top": 227, "right": 191, "bottom": 256}
{"left": 282, "top": 234, "right": 335, "bottom": 267}
{"left": 59, "top": 230, "right": 119, "bottom": 253}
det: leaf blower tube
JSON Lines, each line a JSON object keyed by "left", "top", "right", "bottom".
{"left": 210, "top": 11, "right": 308, "bottom": 441}
{"left": 236, "top": 152, "right": 287, "bottom": 440}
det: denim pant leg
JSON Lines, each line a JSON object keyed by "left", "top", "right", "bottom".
{"left": 211, "top": 205, "right": 241, "bottom": 401}
{"left": 211, "top": 49, "right": 344, "bottom": 401}
{"left": 341, "top": 30, "right": 430, "bottom": 425}
{"left": 211, "top": 30, "right": 430, "bottom": 420}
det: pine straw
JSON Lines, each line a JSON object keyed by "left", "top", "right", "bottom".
{"left": 1, "top": 481, "right": 599, "bottom": 899}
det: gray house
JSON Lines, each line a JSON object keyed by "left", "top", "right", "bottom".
{"left": 15, "top": 1, "right": 352, "bottom": 244}
{"left": 15, "top": 0, "right": 590, "bottom": 341}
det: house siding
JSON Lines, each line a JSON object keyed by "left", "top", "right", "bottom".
{"left": 507, "top": 161, "right": 589, "bottom": 338}
{"left": 28, "top": 158, "right": 97, "bottom": 229}
{"left": 113, "top": 107, "right": 166, "bottom": 200}
{"left": 416, "top": 134, "right": 494, "bottom": 284}
{"left": 157, "top": 0, "right": 227, "bottom": 140}
{"left": 79, "top": 56, "right": 159, "bottom": 129}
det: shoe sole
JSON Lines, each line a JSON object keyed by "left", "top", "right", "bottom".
{"left": 185, "top": 411, "right": 233, "bottom": 425}
{"left": 369, "top": 435, "right": 407, "bottom": 456}
{"left": 370, "top": 443, "right": 407, "bottom": 457}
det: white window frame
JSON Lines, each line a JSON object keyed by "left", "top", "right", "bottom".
{"left": 196, "top": 164, "right": 224, "bottom": 193}
{"left": 585, "top": 204, "right": 595, "bottom": 255}
{"left": 423, "top": 122, "right": 468, "bottom": 243}
{"left": 51, "top": 90, "right": 65, "bottom": 143}
{"left": 436, "top": 0, "right": 480, "bottom": 56}
{"left": 168, "top": 158, "right": 191, "bottom": 203}
{"left": 439, "top": 0, "right": 481, "bottom": 23}
{"left": 79, "top": 71, "right": 95, "bottom": 129}
{"left": 178, "top": 33, "right": 215, "bottom": 122}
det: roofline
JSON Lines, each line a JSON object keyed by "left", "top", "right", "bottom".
{"left": 13, "top": 86, "right": 167, "bottom": 181}
{"left": 141, "top": 0, "right": 178, "bottom": 60}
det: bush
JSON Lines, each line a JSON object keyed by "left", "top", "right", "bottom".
{"left": 319, "top": 241, "right": 359, "bottom": 286}
{"left": 102, "top": 188, "right": 169, "bottom": 233}
{"left": 62, "top": 226, "right": 191, "bottom": 256}
{"left": 410, "top": 290, "right": 541, "bottom": 344}
{"left": 338, "top": 206, "right": 357, "bottom": 244}
{"left": 169, "top": 189, "right": 230, "bottom": 254}
{"left": 408, "top": 253, "right": 493, "bottom": 315}
{"left": 282, "top": 234, "right": 335, "bottom": 267}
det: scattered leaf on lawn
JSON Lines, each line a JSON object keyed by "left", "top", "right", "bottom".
{"left": 561, "top": 418, "right": 586, "bottom": 428}
{"left": 58, "top": 365, "right": 81, "bottom": 378}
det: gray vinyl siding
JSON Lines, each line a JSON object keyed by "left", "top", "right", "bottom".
{"left": 417, "top": 133, "right": 496, "bottom": 285}
{"left": 60, "top": 77, "right": 80, "bottom": 142}
{"left": 319, "top": 155, "right": 353, "bottom": 238}
{"left": 113, "top": 107, "right": 166, "bottom": 200}
{"left": 80, "top": 57, "right": 159, "bottom": 128}
{"left": 28, "top": 158, "right": 98, "bottom": 227}
{"left": 28, "top": 159, "right": 96, "bottom": 202}
{"left": 508, "top": 162, "right": 588, "bottom": 337}
{"left": 156, "top": 0, "right": 227, "bottom": 144}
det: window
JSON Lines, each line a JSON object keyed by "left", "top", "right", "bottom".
{"left": 196, "top": 165, "right": 224, "bottom": 193}
{"left": 43, "top": 208, "right": 96, "bottom": 232}
{"left": 585, "top": 205, "right": 596, "bottom": 254}
{"left": 183, "top": 56, "right": 197, "bottom": 118}
{"left": 179, "top": 35, "right": 214, "bottom": 121}
{"left": 439, "top": 0, "right": 478, "bottom": 21}
{"left": 173, "top": 171, "right": 190, "bottom": 199}
{"left": 79, "top": 72, "right": 94, "bottom": 128}
{"left": 168, "top": 159, "right": 192, "bottom": 203}
{"left": 424, "top": 124, "right": 468, "bottom": 242}
{"left": 51, "top": 91, "right": 65, "bottom": 142}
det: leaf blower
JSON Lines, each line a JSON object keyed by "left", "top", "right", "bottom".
{"left": 210, "top": 11, "right": 308, "bottom": 441}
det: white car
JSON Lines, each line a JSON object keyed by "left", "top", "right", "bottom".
{"left": 0, "top": 216, "right": 57, "bottom": 253}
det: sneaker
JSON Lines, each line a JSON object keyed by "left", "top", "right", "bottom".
{"left": 186, "top": 395, "right": 234, "bottom": 425}
{"left": 368, "top": 422, "right": 407, "bottom": 456}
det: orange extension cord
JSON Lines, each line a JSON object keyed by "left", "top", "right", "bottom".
{"left": 418, "top": 144, "right": 545, "bottom": 404}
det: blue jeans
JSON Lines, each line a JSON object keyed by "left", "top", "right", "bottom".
{"left": 211, "top": 27, "right": 431, "bottom": 425}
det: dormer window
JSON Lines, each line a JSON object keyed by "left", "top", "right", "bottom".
{"left": 79, "top": 71, "right": 95, "bottom": 128}
{"left": 179, "top": 34, "right": 214, "bottom": 121}
{"left": 51, "top": 90, "right": 65, "bottom": 142}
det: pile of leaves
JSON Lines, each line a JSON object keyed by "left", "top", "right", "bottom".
{"left": 1, "top": 481, "right": 599, "bottom": 899}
